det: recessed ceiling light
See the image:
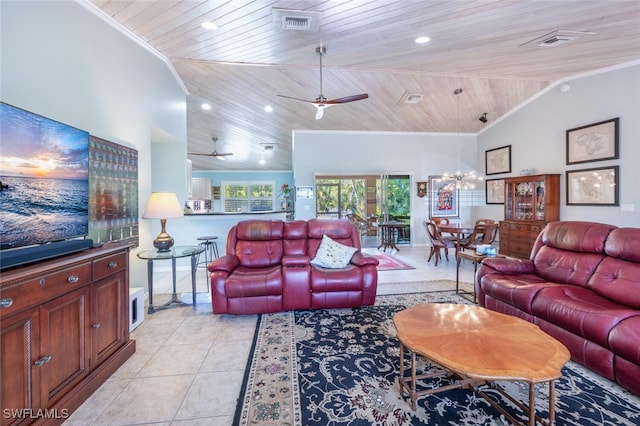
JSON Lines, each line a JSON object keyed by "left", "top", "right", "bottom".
{"left": 264, "top": 105, "right": 273, "bottom": 113}
{"left": 415, "top": 36, "right": 431, "bottom": 44}
{"left": 259, "top": 159, "right": 266, "bottom": 165}
{"left": 201, "top": 103, "right": 212, "bottom": 111}
{"left": 201, "top": 21, "right": 218, "bottom": 30}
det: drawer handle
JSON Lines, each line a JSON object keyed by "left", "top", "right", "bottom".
{"left": 0, "top": 298, "right": 13, "bottom": 308}
{"left": 34, "top": 354, "right": 52, "bottom": 367}
{"left": 108, "top": 261, "right": 118, "bottom": 269}
{"left": 92, "top": 323, "right": 101, "bottom": 329}
{"left": 67, "top": 275, "right": 79, "bottom": 284}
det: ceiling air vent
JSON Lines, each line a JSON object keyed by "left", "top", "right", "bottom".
{"left": 261, "top": 143, "right": 278, "bottom": 151}
{"left": 283, "top": 16, "right": 311, "bottom": 31}
{"left": 521, "top": 29, "right": 596, "bottom": 48}
{"left": 403, "top": 93, "right": 423, "bottom": 104}
{"left": 272, "top": 8, "right": 322, "bottom": 33}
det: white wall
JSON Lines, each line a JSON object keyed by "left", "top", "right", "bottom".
{"left": 292, "top": 131, "right": 481, "bottom": 245}
{"left": 1, "top": 1, "right": 188, "bottom": 286}
{"left": 477, "top": 64, "right": 640, "bottom": 227}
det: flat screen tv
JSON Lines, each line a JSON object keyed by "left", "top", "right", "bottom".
{"left": 0, "top": 102, "right": 92, "bottom": 269}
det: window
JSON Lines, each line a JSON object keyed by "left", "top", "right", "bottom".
{"left": 222, "top": 181, "right": 275, "bottom": 212}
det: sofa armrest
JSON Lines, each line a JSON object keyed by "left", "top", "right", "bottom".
{"left": 480, "top": 257, "right": 534, "bottom": 274}
{"left": 207, "top": 255, "right": 240, "bottom": 273}
{"left": 283, "top": 255, "right": 310, "bottom": 267}
{"left": 351, "top": 252, "right": 379, "bottom": 267}
{"left": 476, "top": 257, "right": 535, "bottom": 307}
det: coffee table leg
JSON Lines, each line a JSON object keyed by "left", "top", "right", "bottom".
{"left": 529, "top": 383, "right": 535, "bottom": 426}
{"left": 548, "top": 380, "right": 556, "bottom": 425}
{"left": 398, "top": 342, "right": 405, "bottom": 391}
{"left": 410, "top": 351, "right": 417, "bottom": 410}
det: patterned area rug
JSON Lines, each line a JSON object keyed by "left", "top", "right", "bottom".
{"left": 372, "top": 253, "right": 415, "bottom": 271}
{"left": 234, "top": 292, "right": 640, "bottom": 426}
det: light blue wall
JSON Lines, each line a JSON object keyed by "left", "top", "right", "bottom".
{"left": 1, "top": 1, "right": 187, "bottom": 285}
{"left": 476, "top": 64, "right": 640, "bottom": 227}
{"left": 292, "top": 131, "right": 481, "bottom": 245}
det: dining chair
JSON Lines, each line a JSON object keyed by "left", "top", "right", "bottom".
{"left": 461, "top": 222, "right": 498, "bottom": 252}
{"left": 423, "top": 220, "right": 457, "bottom": 266}
{"left": 346, "top": 213, "right": 369, "bottom": 238}
{"left": 429, "top": 217, "right": 459, "bottom": 242}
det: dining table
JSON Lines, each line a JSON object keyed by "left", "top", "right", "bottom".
{"left": 436, "top": 222, "right": 475, "bottom": 252}
{"left": 378, "top": 221, "right": 408, "bottom": 252}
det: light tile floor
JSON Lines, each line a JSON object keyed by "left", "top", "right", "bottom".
{"left": 65, "top": 244, "right": 477, "bottom": 425}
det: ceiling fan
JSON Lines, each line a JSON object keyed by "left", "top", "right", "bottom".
{"left": 188, "top": 136, "right": 233, "bottom": 160}
{"left": 278, "top": 46, "right": 368, "bottom": 120}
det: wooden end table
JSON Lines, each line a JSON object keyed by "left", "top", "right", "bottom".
{"left": 393, "top": 303, "right": 570, "bottom": 426}
{"left": 455, "top": 251, "right": 504, "bottom": 303}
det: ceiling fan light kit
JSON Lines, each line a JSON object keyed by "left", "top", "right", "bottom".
{"left": 278, "top": 46, "right": 368, "bottom": 120}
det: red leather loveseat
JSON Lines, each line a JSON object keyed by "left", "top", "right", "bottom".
{"left": 476, "top": 221, "right": 640, "bottom": 396}
{"left": 208, "top": 218, "right": 379, "bottom": 315}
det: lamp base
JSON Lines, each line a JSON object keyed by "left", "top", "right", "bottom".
{"left": 153, "top": 232, "right": 174, "bottom": 252}
{"left": 153, "top": 219, "right": 174, "bottom": 252}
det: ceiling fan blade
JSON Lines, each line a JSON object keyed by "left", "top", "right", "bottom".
{"left": 188, "top": 152, "right": 216, "bottom": 156}
{"left": 324, "top": 93, "right": 369, "bottom": 104}
{"left": 277, "top": 94, "right": 314, "bottom": 103}
{"left": 215, "top": 152, "right": 233, "bottom": 156}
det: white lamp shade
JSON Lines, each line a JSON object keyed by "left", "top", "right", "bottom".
{"left": 142, "top": 192, "right": 183, "bottom": 219}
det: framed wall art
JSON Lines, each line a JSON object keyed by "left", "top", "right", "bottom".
{"left": 485, "top": 145, "right": 511, "bottom": 175}
{"left": 485, "top": 178, "right": 505, "bottom": 204}
{"left": 88, "top": 135, "right": 139, "bottom": 246}
{"left": 566, "top": 118, "right": 618, "bottom": 165}
{"left": 566, "top": 166, "right": 619, "bottom": 206}
{"left": 428, "top": 176, "right": 459, "bottom": 218}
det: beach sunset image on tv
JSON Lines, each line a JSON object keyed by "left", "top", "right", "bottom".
{"left": 0, "top": 102, "right": 90, "bottom": 249}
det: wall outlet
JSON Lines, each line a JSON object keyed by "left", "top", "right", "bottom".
{"left": 620, "top": 204, "right": 635, "bottom": 212}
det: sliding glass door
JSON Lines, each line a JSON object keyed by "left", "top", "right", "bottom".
{"left": 315, "top": 174, "right": 411, "bottom": 243}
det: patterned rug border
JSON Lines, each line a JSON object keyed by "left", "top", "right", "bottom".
{"left": 371, "top": 253, "right": 415, "bottom": 271}
{"left": 234, "top": 291, "right": 640, "bottom": 426}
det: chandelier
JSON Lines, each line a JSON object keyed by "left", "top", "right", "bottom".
{"left": 439, "top": 88, "right": 483, "bottom": 190}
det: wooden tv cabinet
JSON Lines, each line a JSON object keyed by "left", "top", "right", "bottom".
{"left": 1, "top": 244, "right": 136, "bottom": 426}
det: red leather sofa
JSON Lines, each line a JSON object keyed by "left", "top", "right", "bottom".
{"left": 477, "top": 221, "right": 640, "bottom": 396}
{"left": 208, "top": 218, "right": 379, "bottom": 315}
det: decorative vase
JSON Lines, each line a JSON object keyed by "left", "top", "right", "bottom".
{"left": 280, "top": 195, "right": 290, "bottom": 211}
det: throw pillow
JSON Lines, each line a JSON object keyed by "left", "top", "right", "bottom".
{"left": 310, "top": 235, "right": 358, "bottom": 269}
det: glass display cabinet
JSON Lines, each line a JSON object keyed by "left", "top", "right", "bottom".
{"left": 500, "top": 174, "right": 560, "bottom": 258}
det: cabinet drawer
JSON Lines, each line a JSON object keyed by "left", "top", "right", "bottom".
{"left": 508, "top": 222, "right": 532, "bottom": 232}
{"left": 0, "top": 263, "right": 92, "bottom": 318}
{"left": 510, "top": 241, "right": 533, "bottom": 258}
{"left": 510, "top": 231, "right": 530, "bottom": 242}
{"left": 93, "top": 252, "right": 127, "bottom": 281}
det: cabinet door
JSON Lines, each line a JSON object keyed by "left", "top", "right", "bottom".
{"left": 39, "top": 287, "right": 91, "bottom": 407}
{"left": 1, "top": 309, "right": 41, "bottom": 426}
{"left": 191, "top": 178, "right": 211, "bottom": 199}
{"left": 91, "top": 271, "right": 127, "bottom": 366}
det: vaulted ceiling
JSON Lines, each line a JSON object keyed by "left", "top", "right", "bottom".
{"left": 87, "top": 1, "right": 640, "bottom": 172}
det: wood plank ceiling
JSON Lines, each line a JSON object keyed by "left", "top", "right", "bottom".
{"left": 87, "top": 0, "right": 640, "bottom": 172}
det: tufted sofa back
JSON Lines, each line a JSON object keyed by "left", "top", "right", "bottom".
{"left": 530, "top": 221, "right": 616, "bottom": 287}
{"left": 230, "top": 220, "right": 284, "bottom": 267}
{"left": 226, "top": 218, "right": 361, "bottom": 267}
{"left": 588, "top": 227, "right": 640, "bottom": 308}
{"left": 306, "top": 218, "right": 361, "bottom": 258}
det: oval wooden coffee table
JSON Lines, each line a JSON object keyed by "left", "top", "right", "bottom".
{"left": 393, "top": 303, "right": 570, "bottom": 426}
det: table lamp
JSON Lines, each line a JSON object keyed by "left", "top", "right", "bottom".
{"left": 142, "top": 192, "right": 183, "bottom": 252}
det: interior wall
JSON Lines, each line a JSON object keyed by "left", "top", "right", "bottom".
{"left": 476, "top": 64, "right": 640, "bottom": 227}
{"left": 1, "top": 1, "right": 187, "bottom": 287}
{"left": 292, "top": 131, "right": 481, "bottom": 245}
